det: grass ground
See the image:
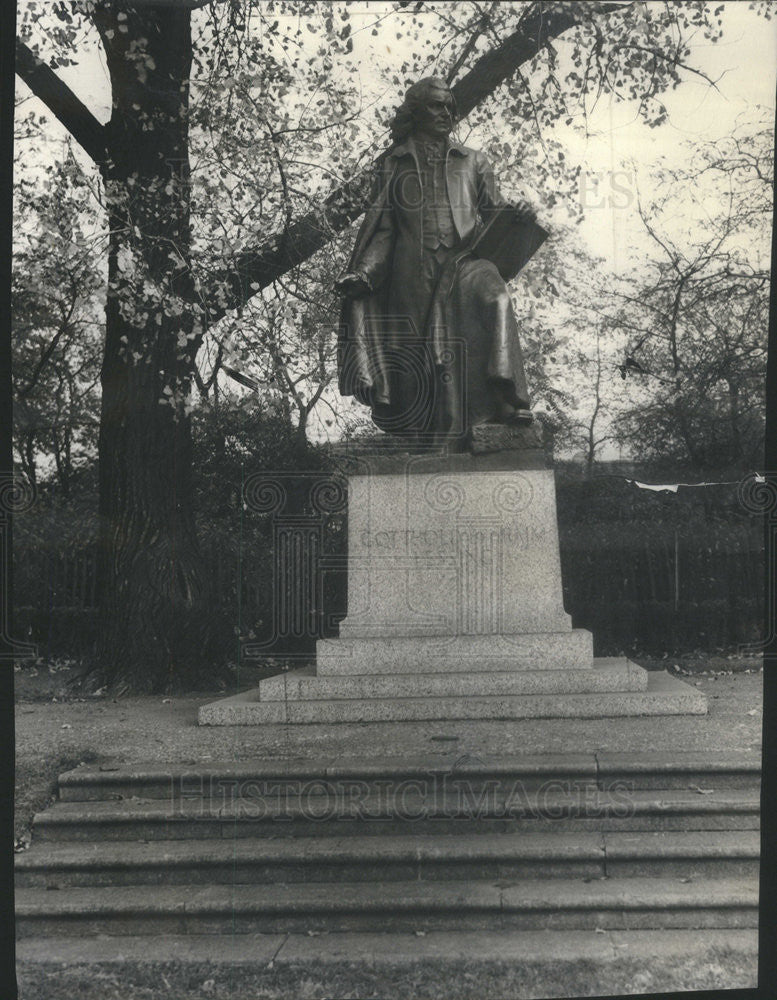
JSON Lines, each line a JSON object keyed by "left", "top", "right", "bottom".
{"left": 15, "top": 946, "right": 758, "bottom": 1000}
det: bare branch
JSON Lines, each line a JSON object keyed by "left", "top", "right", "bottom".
{"left": 445, "top": 3, "right": 496, "bottom": 84}
{"left": 110, "top": 0, "right": 214, "bottom": 7}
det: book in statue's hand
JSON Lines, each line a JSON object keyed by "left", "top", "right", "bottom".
{"left": 469, "top": 205, "right": 549, "bottom": 282}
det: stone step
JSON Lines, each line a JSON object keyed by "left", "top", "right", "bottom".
{"left": 15, "top": 876, "right": 759, "bottom": 936}
{"left": 603, "top": 831, "right": 760, "bottom": 878}
{"left": 56, "top": 752, "right": 762, "bottom": 802}
{"left": 595, "top": 752, "right": 762, "bottom": 790}
{"left": 198, "top": 669, "right": 705, "bottom": 725}
{"left": 31, "top": 788, "right": 760, "bottom": 842}
{"left": 57, "top": 753, "right": 600, "bottom": 801}
{"left": 256, "top": 659, "right": 646, "bottom": 703}
{"left": 14, "top": 929, "right": 760, "bottom": 996}
{"left": 316, "top": 630, "right": 594, "bottom": 674}
{"left": 15, "top": 831, "right": 760, "bottom": 888}
{"left": 15, "top": 832, "right": 607, "bottom": 887}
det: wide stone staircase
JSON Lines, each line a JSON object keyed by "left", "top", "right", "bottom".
{"left": 15, "top": 752, "right": 760, "bottom": 938}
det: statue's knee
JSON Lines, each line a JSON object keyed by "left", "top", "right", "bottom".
{"left": 488, "top": 289, "right": 510, "bottom": 318}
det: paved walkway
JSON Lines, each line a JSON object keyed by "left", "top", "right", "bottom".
{"left": 16, "top": 671, "right": 762, "bottom": 766}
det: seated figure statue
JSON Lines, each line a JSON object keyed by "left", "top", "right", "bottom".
{"left": 336, "top": 76, "right": 537, "bottom": 446}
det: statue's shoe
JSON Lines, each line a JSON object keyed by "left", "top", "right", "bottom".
{"left": 490, "top": 406, "right": 534, "bottom": 426}
{"left": 507, "top": 408, "right": 534, "bottom": 426}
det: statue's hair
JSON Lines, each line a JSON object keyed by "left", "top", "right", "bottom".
{"left": 388, "top": 77, "right": 457, "bottom": 145}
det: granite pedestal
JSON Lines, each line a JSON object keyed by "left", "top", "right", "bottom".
{"left": 200, "top": 430, "right": 706, "bottom": 725}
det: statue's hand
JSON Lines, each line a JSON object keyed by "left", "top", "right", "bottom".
{"left": 514, "top": 200, "right": 536, "bottom": 223}
{"left": 334, "top": 272, "right": 372, "bottom": 298}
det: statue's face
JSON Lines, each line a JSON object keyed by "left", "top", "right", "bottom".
{"left": 413, "top": 86, "right": 454, "bottom": 138}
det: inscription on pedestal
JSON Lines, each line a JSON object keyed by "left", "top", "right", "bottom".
{"left": 342, "top": 469, "right": 572, "bottom": 636}
{"left": 358, "top": 525, "right": 547, "bottom": 552}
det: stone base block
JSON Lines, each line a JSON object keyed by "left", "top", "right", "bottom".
{"left": 198, "top": 668, "right": 706, "bottom": 726}
{"left": 316, "top": 629, "right": 594, "bottom": 675}
{"left": 341, "top": 469, "right": 572, "bottom": 636}
{"left": 259, "top": 657, "right": 645, "bottom": 702}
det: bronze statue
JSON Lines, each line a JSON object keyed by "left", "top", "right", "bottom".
{"left": 336, "top": 77, "right": 541, "bottom": 446}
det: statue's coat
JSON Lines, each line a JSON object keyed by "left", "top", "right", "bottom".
{"left": 338, "top": 138, "right": 530, "bottom": 434}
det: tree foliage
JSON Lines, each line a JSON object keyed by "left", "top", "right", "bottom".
{"left": 12, "top": 148, "right": 104, "bottom": 494}
{"left": 13, "top": 0, "right": 742, "bottom": 690}
{"left": 608, "top": 116, "right": 771, "bottom": 473}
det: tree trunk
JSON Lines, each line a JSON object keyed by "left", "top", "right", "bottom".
{"left": 728, "top": 379, "right": 741, "bottom": 459}
{"left": 585, "top": 429, "right": 595, "bottom": 479}
{"left": 295, "top": 408, "right": 309, "bottom": 452}
{"left": 51, "top": 426, "right": 70, "bottom": 499}
{"left": 674, "top": 402, "right": 704, "bottom": 469}
{"left": 64, "top": 421, "right": 72, "bottom": 490}
{"left": 93, "top": 3, "right": 213, "bottom": 693}
{"left": 20, "top": 433, "right": 36, "bottom": 491}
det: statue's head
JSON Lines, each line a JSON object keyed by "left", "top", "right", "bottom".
{"left": 389, "top": 77, "right": 456, "bottom": 144}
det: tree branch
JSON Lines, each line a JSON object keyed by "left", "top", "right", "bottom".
{"left": 201, "top": 0, "right": 629, "bottom": 325}
{"left": 15, "top": 40, "right": 106, "bottom": 162}
{"left": 445, "top": 3, "right": 495, "bottom": 84}
{"left": 108, "top": 0, "right": 213, "bottom": 7}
